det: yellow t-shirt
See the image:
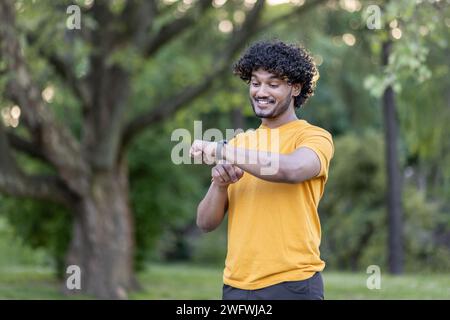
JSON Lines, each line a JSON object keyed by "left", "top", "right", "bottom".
{"left": 224, "top": 119, "right": 334, "bottom": 290}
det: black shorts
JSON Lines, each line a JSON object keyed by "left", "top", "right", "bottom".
{"left": 222, "top": 272, "right": 324, "bottom": 300}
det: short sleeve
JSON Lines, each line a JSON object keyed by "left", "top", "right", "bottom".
{"left": 227, "top": 130, "right": 255, "bottom": 149}
{"left": 227, "top": 133, "right": 240, "bottom": 147}
{"left": 295, "top": 127, "right": 334, "bottom": 179}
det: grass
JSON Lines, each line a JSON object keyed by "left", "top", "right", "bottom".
{"left": 323, "top": 271, "right": 450, "bottom": 300}
{"left": 0, "top": 266, "right": 64, "bottom": 299}
{"left": 0, "top": 263, "right": 449, "bottom": 299}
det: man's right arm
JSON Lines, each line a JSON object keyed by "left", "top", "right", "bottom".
{"left": 196, "top": 163, "right": 243, "bottom": 233}
{"left": 196, "top": 181, "right": 229, "bottom": 233}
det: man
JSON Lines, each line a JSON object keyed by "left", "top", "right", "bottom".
{"left": 190, "top": 40, "right": 334, "bottom": 300}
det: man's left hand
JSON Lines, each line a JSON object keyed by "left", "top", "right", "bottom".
{"left": 190, "top": 139, "right": 218, "bottom": 164}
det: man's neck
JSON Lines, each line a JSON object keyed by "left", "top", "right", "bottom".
{"left": 261, "top": 109, "right": 298, "bottom": 129}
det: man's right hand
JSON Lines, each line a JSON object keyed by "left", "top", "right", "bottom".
{"left": 211, "top": 162, "right": 244, "bottom": 188}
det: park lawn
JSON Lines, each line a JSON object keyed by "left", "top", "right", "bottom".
{"left": 0, "top": 263, "right": 448, "bottom": 300}
{"left": 0, "top": 266, "right": 69, "bottom": 300}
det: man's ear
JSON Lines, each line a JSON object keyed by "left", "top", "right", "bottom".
{"left": 292, "top": 83, "right": 302, "bottom": 97}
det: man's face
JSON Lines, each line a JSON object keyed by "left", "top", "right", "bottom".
{"left": 249, "top": 68, "right": 299, "bottom": 119}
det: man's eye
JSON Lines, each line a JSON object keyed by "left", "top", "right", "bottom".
{"left": 269, "top": 84, "right": 279, "bottom": 88}
{"left": 251, "top": 82, "right": 260, "bottom": 86}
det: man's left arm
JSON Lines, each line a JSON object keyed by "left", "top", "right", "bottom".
{"left": 190, "top": 140, "right": 323, "bottom": 184}
{"left": 222, "top": 145, "right": 321, "bottom": 183}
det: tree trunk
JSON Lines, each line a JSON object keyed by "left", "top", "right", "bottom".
{"left": 382, "top": 40, "right": 404, "bottom": 274}
{"left": 64, "top": 161, "right": 138, "bottom": 299}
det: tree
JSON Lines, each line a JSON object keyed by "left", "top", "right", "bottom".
{"left": 381, "top": 38, "right": 403, "bottom": 274}
{"left": 363, "top": 0, "right": 448, "bottom": 274}
{"left": 0, "top": 0, "right": 325, "bottom": 299}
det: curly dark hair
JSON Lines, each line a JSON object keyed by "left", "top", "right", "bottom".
{"left": 233, "top": 40, "right": 318, "bottom": 109}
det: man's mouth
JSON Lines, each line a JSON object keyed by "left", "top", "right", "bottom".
{"left": 254, "top": 98, "right": 275, "bottom": 107}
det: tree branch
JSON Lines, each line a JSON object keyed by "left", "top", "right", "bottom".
{"left": 26, "top": 22, "right": 89, "bottom": 106}
{"left": 120, "top": 71, "right": 217, "bottom": 151}
{"left": 6, "top": 132, "right": 50, "bottom": 163}
{"left": 120, "top": 0, "right": 327, "bottom": 151}
{"left": 80, "top": 1, "right": 213, "bottom": 170}
{"left": 120, "top": 0, "right": 267, "bottom": 151}
{"left": 0, "top": 172, "right": 76, "bottom": 206}
{"left": 41, "top": 48, "right": 90, "bottom": 108}
{"left": 0, "top": 124, "right": 76, "bottom": 205}
{"left": 78, "top": 1, "right": 153, "bottom": 171}
{"left": 144, "top": 0, "right": 212, "bottom": 57}
{"left": 259, "top": 0, "right": 328, "bottom": 33}
{"left": 122, "top": 0, "right": 158, "bottom": 50}
{"left": 219, "top": 0, "right": 266, "bottom": 63}
{"left": 0, "top": 0, "right": 89, "bottom": 195}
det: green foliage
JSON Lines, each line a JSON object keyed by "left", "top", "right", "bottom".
{"left": 189, "top": 223, "right": 227, "bottom": 266}
{"left": 363, "top": 0, "right": 447, "bottom": 97}
{"left": 0, "top": 121, "right": 211, "bottom": 274}
{"left": 0, "top": 216, "right": 48, "bottom": 268}
{"left": 397, "top": 29, "right": 450, "bottom": 200}
{"left": 402, "top": 187, "right": 450, "bottom": 272}
{"left": 0, "top": 198, "right": 71, "bottom": 277}
{"left": 320, "top": 132, "right": 450, "bottom": 272}
{"left": 1, "top": 0, "right": 449, "bottom": 280}
{"left": 320, "top": 131, "right": 386, "bottom": 270}
{"left": 129, "top": 124, "right": 208, "bottom": 269}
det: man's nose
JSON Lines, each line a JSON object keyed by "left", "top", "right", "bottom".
{"left": 255, "top": 84, "right": 269, "bottom": 97}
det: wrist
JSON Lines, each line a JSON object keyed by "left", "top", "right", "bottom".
{"left": 211, "top": 179, "right": 229, "bottom": 191}
{"left": 216, "top": 140, "right": 228, "bottom": 162}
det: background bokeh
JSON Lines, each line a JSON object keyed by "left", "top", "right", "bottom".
{"left": 0, "top": 0, "right": 449, "bottom": 299}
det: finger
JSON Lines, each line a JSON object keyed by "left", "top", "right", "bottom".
{"left": 223, "top": 164, "right": 238, "bottom": 182}
{"left": 190, "top": 141, "right": 198, "bottom": 152}
{"left": 203, "top": 152, "right": 216, "bottom": 165}
{"left": 190, "top": 143, "right": 201, "bottom": 153}
{"left": 215, "top": 165, "right": 232, "bottom": 182}
{"left": 235, "top": 167, "right": 244, "bottom": 179}
{"left": 190, "top": 140, "right": 204, "bottom": 155}
{"left": 192, "top": 139, "right": 203, "bottom": 149}
{"left": 203, "top": 142, "right": 217, "bottom": 157}
{"left": 191, "top": 150, "right": 202, "bottom": 157}
{"left": 212, "top": 167, "right": 225, "bottom": 183}
{"left": 212, "top": 168, "right": 224, "bottom": 183}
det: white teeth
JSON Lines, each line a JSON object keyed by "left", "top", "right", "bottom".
{"left": 256, "top": 99, "right": 272, "bottom": 104}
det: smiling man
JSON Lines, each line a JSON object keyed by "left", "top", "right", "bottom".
{"left": 190, "top": 40, "right": 334, "bottom": 300}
